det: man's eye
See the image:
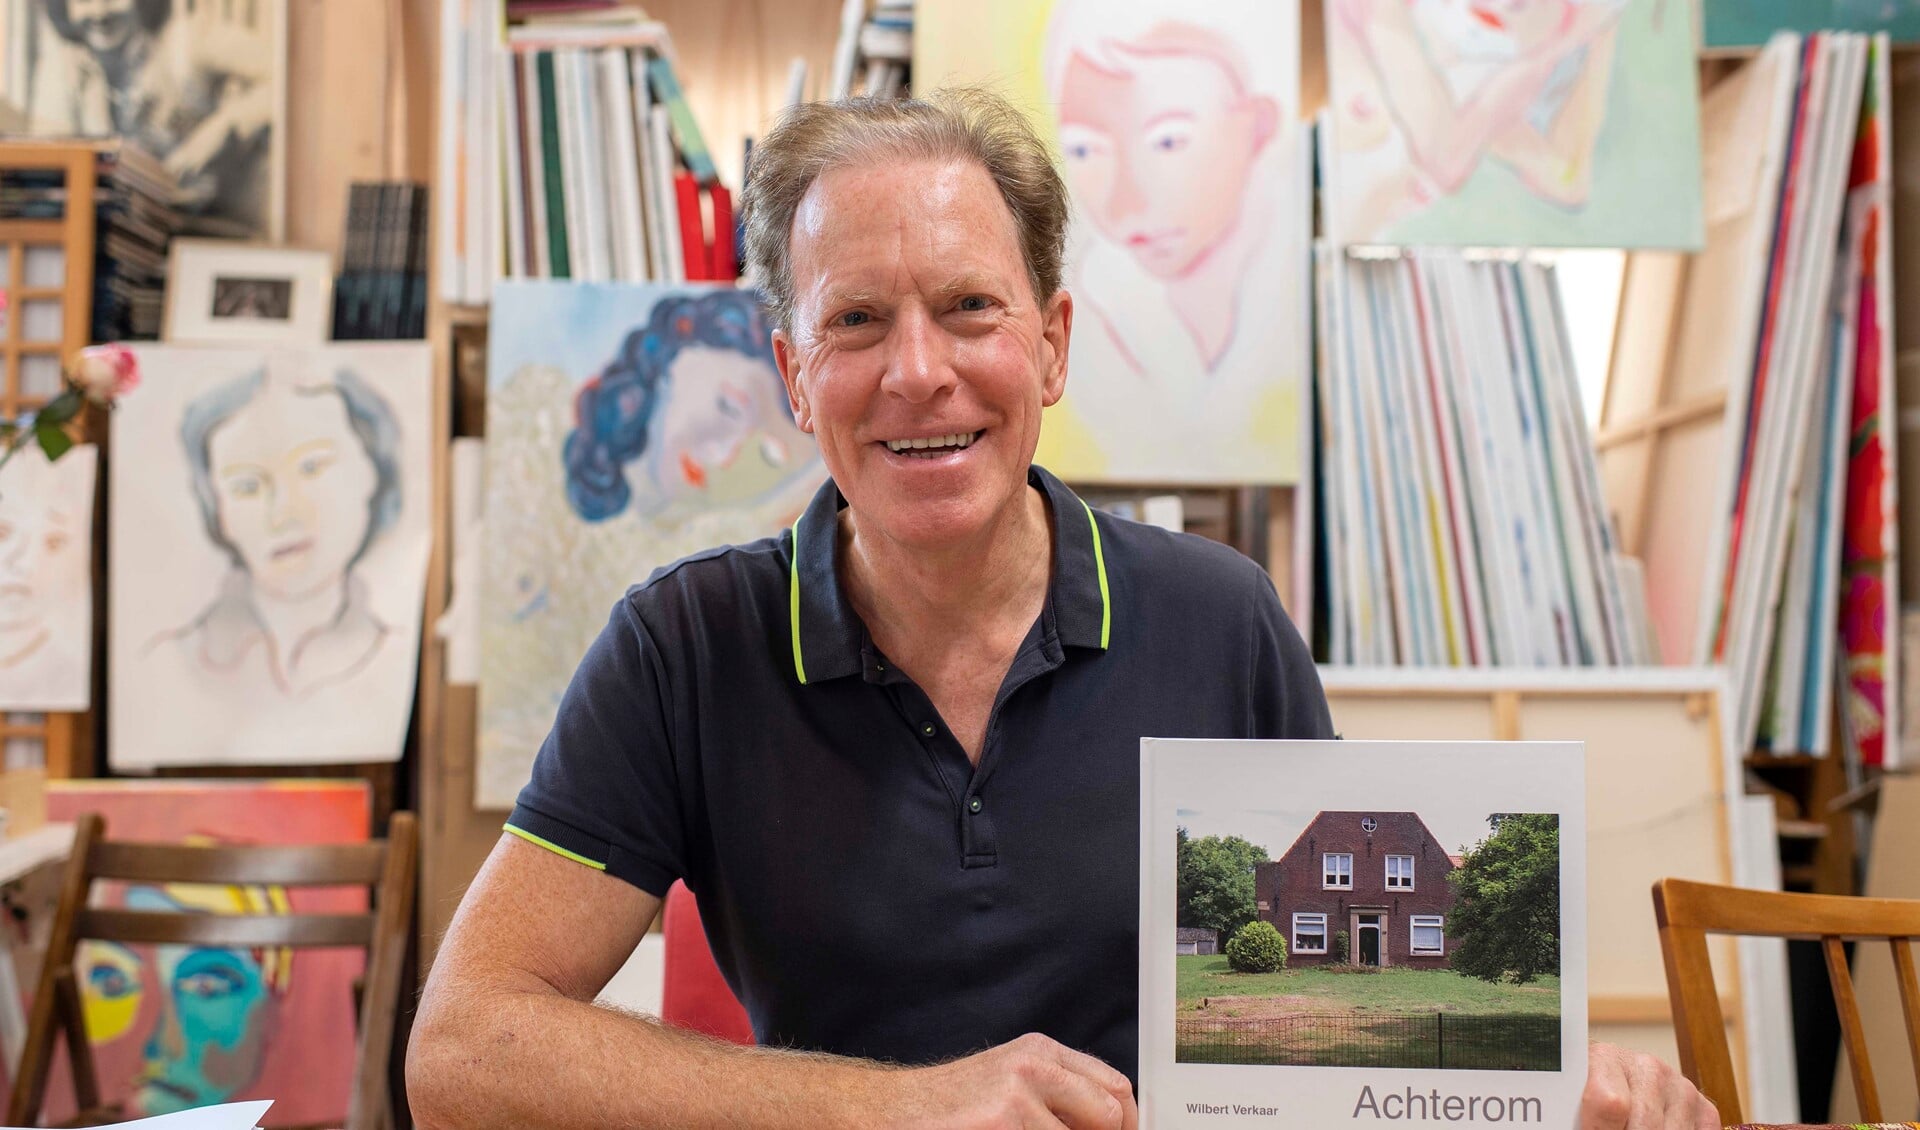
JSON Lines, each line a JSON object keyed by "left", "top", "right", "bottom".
{"left": 838, "top": 311, "right": 870, "bottom": 327}
{"left": 958, "top": 296, "right": 989, "bottom": 312}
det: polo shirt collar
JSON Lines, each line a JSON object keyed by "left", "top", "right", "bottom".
{"left": 786, "top": 464, "right": 1113, "bottom": 686}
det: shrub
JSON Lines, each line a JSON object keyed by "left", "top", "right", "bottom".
{"left": 1330, "top": 930, "right": 1350, "bottom": 964}
{"left": 1225, "top": 920, "right": 1287, "bottom": 973}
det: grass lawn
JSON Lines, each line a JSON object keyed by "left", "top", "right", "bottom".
{"left": 1175, "top": 955, "right": 1560, "bottom": 1016}
{"left": 1173, "top": 956, "right": 1561, "bottom": 1070}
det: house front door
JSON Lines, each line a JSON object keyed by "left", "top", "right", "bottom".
{"left": 1353, "top": 912, "right": 1384, "bottom": 967}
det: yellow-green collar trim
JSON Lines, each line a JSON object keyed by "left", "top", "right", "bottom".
{"left": 502, "top": 823, "right": 607, "bottom": 871}
{"left": 790, "top": 514, "right": 809, "bottom": 684}
{"left": 1080, "top": 499, "right": 1112, "bottom": 649}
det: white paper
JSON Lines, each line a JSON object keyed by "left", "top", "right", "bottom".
{"left": 0, "top": 445, "right": 96, "bottom": 710}
{"left": 109, "top": 346, "right": 433, "bottom": 768}
{"left": 2, "top": 1100, "right": 272, "bottom": 1129}
{"left": 436, "top": 437, "right": 484, "bottom": 685}
{"left": 1140, "top": 740, "right": 1588, "bottom": 1128}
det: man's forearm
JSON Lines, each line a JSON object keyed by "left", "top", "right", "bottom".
{"left": 408, "top": 982, "right": 897, "bottom": 1129}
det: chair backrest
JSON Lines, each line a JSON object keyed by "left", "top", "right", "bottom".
{"left": 5, "top": 810, "right": 418, "bottom": 1130}
{"left": 659, "top": 880, "right": 753, "bottom": 1045}
{"left": 1652, "top": 877, "right": 1920, "bottom": 1124}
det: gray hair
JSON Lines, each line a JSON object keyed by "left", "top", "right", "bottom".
{"left": 180, "top": 368, "right": 403, "bottom": 573}
{"left": 741, "top": 86, "right": 1070, "bottom": 333}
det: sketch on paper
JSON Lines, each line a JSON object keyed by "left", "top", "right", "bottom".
{"left": 44, "top": 780, "right": 369, "bottom": 1128}
{"left": 914, "top": 0, "right": 1309, "bottom": 484}
{"left": 478, "top": 283, "right": 824, "bottom": 807}
{"left": 0, "top": 445, "right": 96, "bottom": 711}
{"left": 1325, "top": 0, "right": 1703, "bottom": 249}
{"left": 109, "top": 345, "right": 432, "bottom": 769}
{"left": 16, "top": 0, "right": 286, "bottom": 237}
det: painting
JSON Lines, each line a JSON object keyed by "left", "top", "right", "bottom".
{"left": 0, "top": 444, "right": 95, "bottom": 711}
{"left": 477, "top": 282, "right": 824, "bottom": 808}
{"left": 1705, "top": 1, "right": 1920, "bottom": 48}
{"left": 164, "top": 240, "right": 332, "bottom": 345}
{"left": 108, "top": 345, "right": 432, "bottom": 769}
{"left": 913, "top": 0, "right": 1309, "bottom": 484}
{"left": 43, "top": 779, "right": 369, "bottom": 1128}
{"left": 1324, "top": 0, "right": 1704, "bottom": 249}
{"left": 15, "top": 0, "right": 287, "bottom": 238}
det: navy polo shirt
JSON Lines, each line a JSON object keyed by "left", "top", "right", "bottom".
{"left": 507, "top": 465, "right": 1332, "bottom": 1081}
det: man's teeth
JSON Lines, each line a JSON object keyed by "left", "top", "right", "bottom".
{"left": 886, "top": 432, "right": 978, "bottom": 454}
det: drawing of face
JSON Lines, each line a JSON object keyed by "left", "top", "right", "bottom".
{"left": 64, "top": 0, "right": 140, "bottom": 55}
{"left": 646, "top": 345, "right": 813, "bottom": 509}
{"left": 125, "top": 886, "right": 279, "bottom": 1116}
{"left": 0, "top": 455, "right": 86, "bottom": 636}
{"left": 1415, "top": 0, "right": 1572, "bottom": 60}
{"left": 1056, "top": 38, "right": 1276, "bottom": 280}
{"left": 208, "top": 381, "right": 378, "bottom": 601}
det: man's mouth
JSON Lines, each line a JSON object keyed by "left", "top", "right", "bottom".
{"left": 882, "top": 431, "right": 981, "bottom": 459}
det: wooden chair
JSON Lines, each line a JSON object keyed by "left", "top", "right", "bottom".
{"left": 1653, "top": 877, "right": 1920, "bottom": 1124}
{"left": 5, "top": 811, "right": 418, "bottom": 1130}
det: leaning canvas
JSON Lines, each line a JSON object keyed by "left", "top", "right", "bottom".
{"left": 15, "top": 0, "right": 288, "bottom": 238}
{"left": 477, "top": 282, "right": 825, "bottom": 808}
{"left": 1324, "top": 0, "right": 1704, "bottom": 250}
{"left": 0, "top": 444, "right": 96, "bottom": 711}
{"left": 108, "top": 345, "right": 432, "bottom": 769}
{"left": 1140, "top": 739, "right": 1587, "bottom": 1127}
{"left": 914, "top": 0, "right": 1310, "bottom": 484}
{"left": 42, "top": 779, "right": 370, "bottom": 1128}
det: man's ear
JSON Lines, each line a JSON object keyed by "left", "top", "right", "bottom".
{"left": 1041, "top": 288, "right": 1073, "bottom": 408}
{"left": 772, "top": 329, "right": 814, "bottom": 432}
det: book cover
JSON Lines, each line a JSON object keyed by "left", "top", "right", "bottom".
{"left": 1139, "top": 739, "right": 1587, "bottom": 1126}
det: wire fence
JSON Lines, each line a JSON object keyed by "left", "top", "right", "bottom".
{"left": 1176, "top": 1012, "right": 1560, "bottom": 1071}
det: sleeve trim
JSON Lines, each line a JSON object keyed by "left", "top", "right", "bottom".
{"left": 503, "top": 822, "right": 608, "bottom": 871}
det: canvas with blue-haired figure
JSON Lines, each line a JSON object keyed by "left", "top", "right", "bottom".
{"left": 477, "top": 283, "right": 823, "bottom": 808}
{"left": 108, "top": 345, "right": 433, "bottom": 770}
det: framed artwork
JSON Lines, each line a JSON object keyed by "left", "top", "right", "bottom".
{"left": 477, "top": 282, "right": 825, "bottom": 807}
{"left": 43, "top": 779, "right": 370, "bottom": 1127}
{"left": 108, "top": 344, "right": 433, "bottom": 769}
{"left": 0, "top": 445, "right": 96, "bottom": 711}
{"left": 15, "top": 0, "right": 288, "bottom": 239}
{"left": 914, "top": 0, "right": 1310, "bottom": 484}
{"left": 164, "top": 239, "right": 333, "bottom": 345}
{"left": 1323, "top": 0, "right": 1704, "bottom": 249}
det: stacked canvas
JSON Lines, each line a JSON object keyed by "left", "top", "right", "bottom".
{"left": 1316, "top": 250, "right": 1643, "bottom": 668}
{"left": 437, "top": 4, "right": 733, "bottom": 303}
{"left": 1610, "top": 33, "right": 1900, "bottom": 766}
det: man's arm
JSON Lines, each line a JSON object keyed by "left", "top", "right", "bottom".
{"left": 407, "top": 835, "right": 1139, "bottom": 1130}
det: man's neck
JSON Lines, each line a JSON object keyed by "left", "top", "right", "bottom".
{"left": 839, "top": 484, "right": 1054, "bottom": 650}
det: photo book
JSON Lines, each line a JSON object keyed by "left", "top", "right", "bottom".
{"left": 1140, "top": 739, "right": 1587, "bottom": 1127}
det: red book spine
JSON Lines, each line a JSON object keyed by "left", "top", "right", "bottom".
{"left": 674, "top": 171, "right": 706, "bottom": 281}
{"left": 709, "top": 184, "right": 735, "bottom": 280}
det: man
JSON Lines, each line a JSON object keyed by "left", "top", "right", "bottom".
{"left": 408, "top": 89, "right": 1718, "bottom": 1129}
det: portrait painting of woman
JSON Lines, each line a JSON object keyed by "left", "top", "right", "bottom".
{"left": 109, "top": 345, "right": 433, "bottom": 770}
{"left": 0, "top": 445, "right": 97, "bottom": 711}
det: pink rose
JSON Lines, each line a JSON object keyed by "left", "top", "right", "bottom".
{"left": 67, "top": 344, "right": 139, "bottom": 404}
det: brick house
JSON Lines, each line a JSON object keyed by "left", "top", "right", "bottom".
{"left": 1253, "top": 812, "right": 1459, "bottom": 969}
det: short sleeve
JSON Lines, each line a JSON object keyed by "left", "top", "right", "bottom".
{"left": 1248, "top": 571, "right": 1336, "bottom": 740}
{"left": 506, "top": 596, "right": 685, "bottom": 896}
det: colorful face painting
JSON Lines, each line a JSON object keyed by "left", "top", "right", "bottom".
{"left": 46, "top": 780, "right": 369, "bottom": 1128}
{"left": 477, "top": 283, "right": 826, "bottom": 807}
{"left": 1325, "top": 0, "right": 1704, "bottom": 249}
{"left": 914, "top": 0, "right": 1311, "bottom": 485}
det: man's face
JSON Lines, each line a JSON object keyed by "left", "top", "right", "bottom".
{"left": 1056, "top": 45, "right": 1275, "bottom": 279}
{"left": 773, "top": 158, "right": 1071, "bottom": 551}
{"left": 66, "top": 0, "right": 139, "bottom": 55}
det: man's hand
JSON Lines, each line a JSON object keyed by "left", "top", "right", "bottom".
{"left": 1581, "top": 1043, "right": 1720, "bottom": 1130}
{"left": 884, "top": 1033, "right": 1138, "bottom": 1130}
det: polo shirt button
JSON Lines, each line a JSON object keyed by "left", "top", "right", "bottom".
{"left": 968, "top": 796, "right": 983, "bottom": 814}
{"left": 921, "top": 723, "right": 937, "bottom": 737}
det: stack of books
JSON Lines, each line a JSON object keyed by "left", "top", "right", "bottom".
{"left": 830, "top": 0, "right": 913, "bottom": 100}
{"left": 333, "top": 182, "right": 430, "bottom": 340}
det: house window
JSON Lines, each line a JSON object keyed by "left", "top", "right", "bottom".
{"left": 1411, "top": 916, "right": 1444, "bottom": 955}
{"left": 1386, "top": 854, "right": 1415, "bottom": 889}
{"left": 1293, "top": 913, "right": 1328, "bottom": 954}
{"left": 1323, "top": 853, "right": 1352, "bottom": 889}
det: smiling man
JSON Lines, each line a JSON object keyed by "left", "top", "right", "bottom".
{"left": 408, "top": 89, "right": 1717, "bottom": 1130}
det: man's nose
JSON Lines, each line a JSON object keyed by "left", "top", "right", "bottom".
{"left": 880, "top": 306, "right": 959, "bottom": 404}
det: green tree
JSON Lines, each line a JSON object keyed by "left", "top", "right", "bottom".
{"left": 1176, "top": 830, "right": 1269, "bottom": 942}
{"left": 1225, "top": 920, "right": 1287, "bottom": 973}
{"left": 1447, "top": 813, "right": 1561, "bottom": 984}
